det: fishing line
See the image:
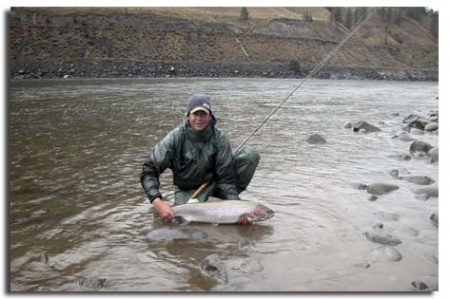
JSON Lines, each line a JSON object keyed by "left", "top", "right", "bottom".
{"left": 234, "top": 8, "right": 375, "bottom": 153}
{"left": 192, "top": 8, "right": 375, "bottom": 198}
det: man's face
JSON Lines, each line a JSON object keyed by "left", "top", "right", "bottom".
{"left": 187, "top": 110, "right": 211, "bottom": 131}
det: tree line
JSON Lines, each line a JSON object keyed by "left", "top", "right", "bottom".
{"left": 327, "top": 7, "right": 438, "bottom": 39}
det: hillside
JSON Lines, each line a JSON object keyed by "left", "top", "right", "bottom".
{"left": 9, "top": 7, "right": 438, "bottom": 80}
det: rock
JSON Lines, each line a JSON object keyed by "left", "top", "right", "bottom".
{"left": 351, "top": 183, "right": 368, "bottom": 190}
{"left": 374, "top": 212, "right": 399, "bottom": 221}
{"left": 424, "top": 252, "right": 438, "bottom": 265}
{"left": 429, "top": 213, "right": 438, "bottom": 227}
{"left": 398, "top": 226, "right": 419, "bottom": 237}
{"left": 77, "top": 276, "right": 107, "bottom": 289}
{"left": 410, "top": 140, "right": 433, "bottom": 156}
{"left": 352, "top": 121, "right": 381, "bottom": 133}
{"left": 424, "top": 122, "right": 438, "bottom": 132}
{"left": 235, "top": 238, "right": 255, "bottom": 255}
{"left": 411, "top": 280, "right": 431, "bottom": 291}
{"left": 232, "top": 258, "right": 264, "bottom": 273}
{"left": 411, "top": 276, "right": 438, "bottom": 291}
{"left": 40, "top": 251, "right": 49, "bottom": 264}
{"left": 350, "top": 261, "right": 371, "bottom": 268}
{"left": 344, "top": 122, "right": 352, "bottom": 129}
{"left": 399, "top": 176, "right": 435, "bottom": 185}
{"left": 200, "top": 254, "right": 227, "bottom": 283}
{"left": 368, "top": 195, "right": 378, "bottom": 202}
{"left": 146, "top": 227, "right": 207, "bottom": 241}
{"left": 364, "top": 231, "right": 402, "bottom": 246}
{"left": 389, "top": 168, "right": 410, "bottom": 178}
{"left": 402, "top": 114, "right": 431, "bottom": 130}
{"left": 392, "top": 131, "right": 416, "bottom": 142}
{"left": 366, "top": 183, "right": 399, "bottom": 195}
{"left": 427, "top": 147, "right": 438, "bottom": 163}
{"left": 371, "top": 246, "right": 402, "bottom": 261}
{"left": 387, "top": 153, "right": 411, "bottom": 161}
{"left": 412, "top": 185, "right": 438, "bottom": 199}
{"left": 306, "top": 133, "right": 326, "bottom": 144}
{"left": 410, "top": 128, "right": 424, "bottom": 135}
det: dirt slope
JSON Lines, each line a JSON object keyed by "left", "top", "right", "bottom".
{"left": 9, "top": 7, "right": 438, "bottom": 79}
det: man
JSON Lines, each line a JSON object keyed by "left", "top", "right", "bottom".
{"left": 140, "top": 93, "right": 260, "bottom": 223}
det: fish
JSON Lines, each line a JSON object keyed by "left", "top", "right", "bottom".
{"left": 172, "top": 199, "right": 274, "bottom": 225}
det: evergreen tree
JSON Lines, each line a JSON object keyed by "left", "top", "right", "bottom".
{"left": 240, "top": 7, "right": 249, "bottom": 20}
{"left": 430, "top": 11, "right": 438, "bottom": 39}
{"left": 345, "top": 8, "right": 353, "bottom": 28}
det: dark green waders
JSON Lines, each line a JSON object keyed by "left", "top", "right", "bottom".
{"left": 173, "top": 146, "right": 260, "bottom": 206}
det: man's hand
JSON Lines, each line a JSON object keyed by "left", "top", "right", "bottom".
{"left": 152, "top": 198, "right": 175, "bottom": 222}
{"left": 237, "top": 215, "right": 252, "bottom": 225}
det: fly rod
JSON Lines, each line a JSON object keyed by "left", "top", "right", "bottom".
{"left": 191, "top": 8, "right": 375, "bottom": 199}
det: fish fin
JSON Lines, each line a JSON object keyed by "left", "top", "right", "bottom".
{"left": 173, "top": 216, "right": 190, "bottom": 226}
{"left": 186, "top": 198, "right": 200, "bottom": 204}
{"left": 212, "top": 222, "right": 220, "bottom": 227}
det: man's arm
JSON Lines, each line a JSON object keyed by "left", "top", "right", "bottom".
{"left": 140, "top": 130, "right": 177, "bottom": 220}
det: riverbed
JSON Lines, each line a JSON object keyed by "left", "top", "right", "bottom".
{"left": 9, "top": 77, "right": 439, "bottom": 292}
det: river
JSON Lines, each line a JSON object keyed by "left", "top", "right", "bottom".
{"left": 9, "top": 77, "right": 439, "bottom": 292}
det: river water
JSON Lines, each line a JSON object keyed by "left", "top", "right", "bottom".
{"left": 9, "top": 78, "right": 439, "bottom": 292}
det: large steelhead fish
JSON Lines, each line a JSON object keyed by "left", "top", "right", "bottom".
{"left": 172, "top": 200, "right": 274, "bottom": 225}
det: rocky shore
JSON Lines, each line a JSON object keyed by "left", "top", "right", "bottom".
{"left": 11, "top": 59, "right": 438, "bottom": 81}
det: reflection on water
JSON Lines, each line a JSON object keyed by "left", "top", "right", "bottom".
{"left": 9, "top": 78, "right": 438, "bottom": 291}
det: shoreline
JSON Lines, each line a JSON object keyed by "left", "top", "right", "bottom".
{"left": 10, "top": 59, "right": 438, "bottom": 82}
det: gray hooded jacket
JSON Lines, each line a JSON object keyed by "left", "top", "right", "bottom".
{"left": 140, "top": 116, "right": 239, "bottom": 203}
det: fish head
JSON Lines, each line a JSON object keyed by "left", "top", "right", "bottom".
{"left": 249, "top": 204, "right": 275, "bottom": 222}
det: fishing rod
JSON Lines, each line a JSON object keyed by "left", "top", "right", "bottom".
{"left": 191, "top": 8, "right": 375, "bottom": 199}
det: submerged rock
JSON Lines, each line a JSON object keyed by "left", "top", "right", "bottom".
{"left": 410, "top": 140, "right": 433, "bottom": 156}
{"left": 77, "top": 276, "right": 107, "bottom": 289}
{"left": 411, "top": 275, "right": 438, "bottom": 292}
{"left": 399, "top": 176, "right": 435, "bottom": 185}
{"left": 200, "top": 254, "right": 227, "bottom": 283}
{"left": 366, "top": 183, "right": 399, "bottom": 195}
{"left": 352, "top": 121, "right": 381, "bottom": 133}
{"left": 412, "top": 185, "right": 439, "bottom": 200}
{"left": 364, "top": 231, "right": 402, "bottom": 246}
{"left": 429, "top": 213, "right": 439, "bottom": 227}
{"left": 371, "top": 246, "right": 402, "bottom": 262}
{"left": 427, "top": 147, "right": 439, "bottom": 163}
{"left": 374, "top": 212, "right": 399, "bottom": 221}
{"left": 306, "top": 133, "right": 326, "bottom": 144}
{"left": 146, "top": 227, "right": 207, "bottom": 241}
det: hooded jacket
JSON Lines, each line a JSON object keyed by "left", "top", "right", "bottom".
{"left": 140, "top": 116, "right": 239, "bottom": 203}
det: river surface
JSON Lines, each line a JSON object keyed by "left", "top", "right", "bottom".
{"left": 9, "top": 78, "right": 439, "bottom": 292}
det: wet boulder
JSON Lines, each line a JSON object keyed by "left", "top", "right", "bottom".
{"left": 200, "top": 254, "right": 227, "bottom": 283}
{"left": 371, "top": 246, "right": 402, "bottom": 262}
{"left": 402, "top": 114, "right": 431, "bottom": 132}
{"left": 399, "top": 176, "right": 435, "bottom": 185}
{"left": 424, "top": 122, "right": 438, "bottom": 132}
{"left": 146, "top": 227, "right": 207, "bottom": 241}
{"left": 392, "top": 131, "right": 416, "bottom": 142}
{"left": 427, "top": 147, "right": 438, "bottom": 163}
{"left": 77, "top": 276, "right": 107, "bottom": 289}
{"left": 352, "top": 121, "right": 381, "bottom": 133}
{"left": 364, "top": 230, "right": 402, "bottom": 246}
{"left": 387, "top": 153, "right": 411, "bottom": 161}
{"left": 366, "top": 183, "right": 399, "bottom": 195}
{"left": 306, "top": 133, "right": 326, "bottom": 144}
{"left": 412, "top": 185, "right": 438, "bottom": 200}
{"left": 411, "top": 275, "right": 438, "bottom": 292}
{"left": 429, "top": 213, "right": 438, "bottom": 227}
{"left": 409, "top": 140, "right": 433, "bottom": 156}
{"left": 410, "top": 128, "right": 425, "bottom": 135}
